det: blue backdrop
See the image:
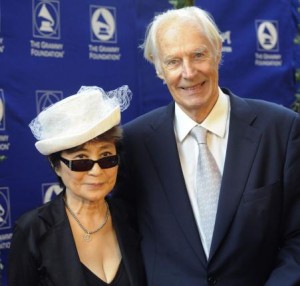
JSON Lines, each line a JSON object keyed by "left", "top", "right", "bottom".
{"left": 0, "top": 0, "right": 299, "bottom": 284}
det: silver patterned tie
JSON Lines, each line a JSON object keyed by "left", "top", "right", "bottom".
{"left": 190, "top": 125, "right": 221, "bottom": 256}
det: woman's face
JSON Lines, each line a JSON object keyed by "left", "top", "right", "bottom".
{"left": 56, "top": 140, "right": 118, "bottom": 203}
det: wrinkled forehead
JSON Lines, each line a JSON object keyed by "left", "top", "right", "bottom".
{"left": 157, "top": 20, "right": 210, "bottom": 54}
{"left": 157, "top": 16, "right": 205, "bottom": 40}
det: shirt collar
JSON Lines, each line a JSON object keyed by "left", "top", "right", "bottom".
{"left": 174, "top": 88, "right": 229, "bottom": 143}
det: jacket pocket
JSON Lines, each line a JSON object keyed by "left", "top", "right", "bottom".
{"left": 242, "top": 179, "right": 281, "bottom": 203}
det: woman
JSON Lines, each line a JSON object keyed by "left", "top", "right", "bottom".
{"left": 8, "top": 85, "right": 146, "bottom": 286}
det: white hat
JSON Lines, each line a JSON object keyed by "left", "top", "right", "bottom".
{"left": 29, "top": 85, "right": 132, "bottom": 155}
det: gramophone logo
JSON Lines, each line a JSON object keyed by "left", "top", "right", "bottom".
{"left": 0, "top": 187, "right": 11, "bottom": 230}
{"left": 90, "top": 6, "right": 117, "bottom": 43}
{"left": 33, "top": 0, "right": 60, "bottom": 39}
{"left": 36, "top": 90, "right": 63, "bottom": 114}
{"left": 0, "top": 89, "right": 5, "bottom": 131}
{"left": 256, "top": 20, "right": 279, "bottom": 52}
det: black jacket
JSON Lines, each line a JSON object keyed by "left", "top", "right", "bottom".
{"left": 8, "top": 191, "right": 146, "bottom": 286}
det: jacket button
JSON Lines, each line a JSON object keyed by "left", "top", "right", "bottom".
{"left": 207, "top": 275, "right": 217, "bottom": 285}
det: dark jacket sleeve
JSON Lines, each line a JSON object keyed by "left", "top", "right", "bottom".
{"left": 8, "top": 210, "right": 43, "bottom": 286}
{"left": 265, "top": 113, "right": 300, "bottom": 285}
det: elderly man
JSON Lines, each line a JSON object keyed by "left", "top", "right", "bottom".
{"left": 117, "top": 6, "right": 300, "bottom": 286}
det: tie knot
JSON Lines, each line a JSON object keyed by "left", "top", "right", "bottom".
{"left": 190, "top": 125, "right": 207, "bottom": 144}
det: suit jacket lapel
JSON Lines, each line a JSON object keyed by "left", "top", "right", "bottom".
{"left": 209, "top": 93, "right": 261, "bottom": 260}
{"left": 38, "top": 192, "right": 87, "bottom": 286}
{"left": 145, "top": 103, "right": 207, "bottom": 266}
{"left": 140, "top": 95, "right": 262, "bottom": 264}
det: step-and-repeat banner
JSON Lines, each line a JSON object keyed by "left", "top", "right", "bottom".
{"left": 0, "top": 0, "right": 298, "bottom": 284}
{"left": 136, "top": 0, "right": 297, "bottom": 114}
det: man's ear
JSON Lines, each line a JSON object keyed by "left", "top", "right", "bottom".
{"left": 216, "top": 41, "right": 223, "bottom": 65}
{"left": 156, "top": 70, "right": 165, "bottom": 80}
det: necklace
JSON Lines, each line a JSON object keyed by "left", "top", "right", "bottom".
{"left": 64, "top": 198, "right": 110, "bottom": 242}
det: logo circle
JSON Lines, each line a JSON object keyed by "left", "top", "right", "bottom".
{"left": 257, "top": 22, "right": 278, "bottom": 50}
{"left": 0, "top": 98, "right": 4, "bottom": 122}
{"left": 43, "top": 185, "right": 62, "bottom": 204}
{"left": 38, "top": 92, "right": 62, "bottom": 113}
{"left": 91, "top": 8, "right": 115, "bottom": 41}
{"left": 0, "top": 192, "right": 9, "bottom": 227}
{"left": 34, "top": 2, "right": 59, "bottom": 37}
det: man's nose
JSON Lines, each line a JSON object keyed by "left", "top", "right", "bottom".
{"left": 182, "top": 60, "right": 196, "bottom": 79}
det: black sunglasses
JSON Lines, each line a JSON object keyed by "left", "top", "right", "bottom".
{"left": 60, "top": 155, "right": 119, "bottom": 172}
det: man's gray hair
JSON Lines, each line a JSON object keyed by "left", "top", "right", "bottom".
{"left": 140, "top": 6, "right": 223, "bottom": 73}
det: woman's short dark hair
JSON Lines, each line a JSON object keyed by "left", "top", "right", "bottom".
{"left": 48, "top": 125, "right": 123, "bottom": 188}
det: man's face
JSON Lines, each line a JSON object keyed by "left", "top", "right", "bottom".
{"left": 156, "top": 21, "right": 221, "bottom": 122}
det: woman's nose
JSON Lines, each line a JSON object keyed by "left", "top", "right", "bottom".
{"left": 88, "top": 161, "right": 104, "bottom": 174}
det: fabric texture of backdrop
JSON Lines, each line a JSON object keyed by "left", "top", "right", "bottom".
{"left": 0, "top": 0, "right": 298, "bottom": 285}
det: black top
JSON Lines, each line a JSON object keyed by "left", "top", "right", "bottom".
{"left": 8, "top": 192, "right": 146, "bottom": 286}
{"left": 83, "top": 260, "right": 131, "bottom": 286}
